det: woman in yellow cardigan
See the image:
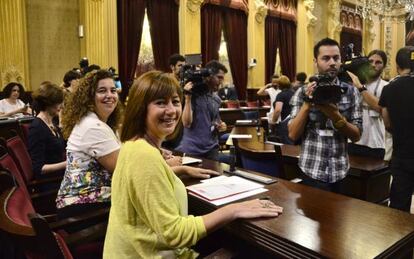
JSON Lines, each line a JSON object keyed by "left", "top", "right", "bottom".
{"left": 104, "top": 71, "right": 283, "bottom": 258}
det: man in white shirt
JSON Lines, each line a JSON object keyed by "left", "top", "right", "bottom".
{"left": 257, "top": 74, "right": 281, "bottom": 124}
{"left": 348, "top": 49, "right": 388, "bottom": 159}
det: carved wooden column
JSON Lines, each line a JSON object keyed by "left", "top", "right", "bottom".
{"left": 247, "top": 0, "right": 268, "bottom": 88}
{"left": 0, "top": 0, "right": 29, "bottom": 89}
{"left": 327, "top": 0, "right": 342, "bottom": 42}
{"left": 179, "top": 0, "right": 203, "bottom": 54}
{"left": 296, "top": 0, "right": 317, "bottom": 76}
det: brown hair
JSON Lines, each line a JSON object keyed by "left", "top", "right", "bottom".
{"left": 120, "top": 71, "right": 182, "bottom": 142}
{"left": 33, "top": 82, "right": 64, "bottom": 111}
{"left": 61, "top": 69, "right": 123, "bottom": 139}
{"left": 277, "top": 75, "right": 291, "bottom": 90}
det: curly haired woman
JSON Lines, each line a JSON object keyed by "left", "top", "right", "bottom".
{"left": 56, "top": 69, "right": 123, "bottom": 219}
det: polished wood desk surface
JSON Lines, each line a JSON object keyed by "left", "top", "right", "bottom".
{"left": 232, "top": 126, "right": 389, "bottom": 173}
{"left": 184, "top": 159, "right": 414, "bottom": 258}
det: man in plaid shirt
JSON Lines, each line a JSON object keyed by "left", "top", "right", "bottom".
{"left": 288, "top": 38, "right": 363, "bottom": 192}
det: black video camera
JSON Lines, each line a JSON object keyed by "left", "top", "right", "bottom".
{"left": 308, "top": 74, "right": 343, "bottom": 104}
{"left": 180, "top": 54, "right": 211, "bottom": 95}
{"left": 338, "top": 43, "right": 375, "bottom": 85}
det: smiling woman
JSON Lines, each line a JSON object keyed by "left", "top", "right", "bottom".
{"left": 103, "top": 71, "right": 283, "bottom": 258}
{"left": 56, "top": 69, "right": 123, "bottom": 219}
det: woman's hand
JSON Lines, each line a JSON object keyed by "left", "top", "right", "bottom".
{"left": 182, "top": 166, "right": 220, "bottom": 179}
{"left": 166, "top": 156, "right": 182, "bottom": 167}
{"left": 228, "top": 199, "right": 283, "bottom": 219}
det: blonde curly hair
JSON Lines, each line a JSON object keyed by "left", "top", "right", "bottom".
{"left": 61, "top": 69, "right": 123, "bottom": 139}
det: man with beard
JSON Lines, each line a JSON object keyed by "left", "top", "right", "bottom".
{"left": 348, "top": 50, "right": 388, "bottom": 159}
{"left": 177, "top": 60, "right": 227, "bottom": 160}
{"left": 288, "top": 38, "right": 362, "bottom": 192}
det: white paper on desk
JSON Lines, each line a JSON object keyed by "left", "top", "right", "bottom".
{"left": 228, "top": 134, "right": 252, "bottom": 139}
{"left": 191, "top": 188, "right": 268, "bottom": 206}
{"left": 187, "top": 176, "right": 263, "bottom": 201}
{"left": 182, "top": 156, "right": 202, "bottom": 165}
{"left": 236, "top": 119, "right": 253, "bottom": 123}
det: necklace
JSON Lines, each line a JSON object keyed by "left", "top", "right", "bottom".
{"left": 38, "top": 113, "right": 57, "bottom": 134}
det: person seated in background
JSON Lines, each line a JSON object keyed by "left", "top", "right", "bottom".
{"left": 169, "top": 53, "right": 185, "bottom": 81}
{"left": 103, "top": 71, "right": 283, "bottom": 258}
{"left": 257, "top": 75, "right": 281, "bottom": 124}
{"left": 0, "top": 82, "right": 31, "bottom": 117}
{"left": 271, "top": 76, "right": 295, "bottom": 144}
{"left": 217, "top": 82, "right": 238, "bottom": 101}
{"left": 56, "top": 69, "right": 123, "bottom": 219}
{"left": 292, "top": 72, "right": 307, "bottom": 92}
{"left": 28, "top": 82, "right": 66, "bottom": 179}
{"left": 62, "top": 69, "right": 82, "bottom": 94}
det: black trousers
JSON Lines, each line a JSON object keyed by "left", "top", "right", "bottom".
{"left": 389, "top": 157, "right": 414, "bottom": 212}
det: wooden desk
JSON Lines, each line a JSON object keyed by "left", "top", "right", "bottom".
{"left": 219, "top": 107, "right": 270, "bottom": 126}
{"left": 184, "top": 160, "right": 414, "bottom": 258}
{"left": 231, "top": 126, "right": 390, "bottom": 204}
{"left": 0, "top": 116, "right": 34, "bottom": 140}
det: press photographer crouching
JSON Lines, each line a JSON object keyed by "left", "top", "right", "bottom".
{"left": 176, "top": 60, "right": 227, "bottom": 160}
{"left": 288, "top": 38, "right": 362, "bottom": 192}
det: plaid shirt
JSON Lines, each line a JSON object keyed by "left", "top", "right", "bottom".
{"left": 290, "top": 80, "right": 363, "bottom": 183}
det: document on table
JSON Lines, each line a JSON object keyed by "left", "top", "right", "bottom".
{"left": 182, "top": 156, "right": 202, "bottom": 165}
{"left": 236, "top": 120, "right": 253, "bottom": 123}
{"left": 187, "top": 175, "right": 267, "bottom": 205}
{"left": 228, "top": 134, "right": 252, "bottom": 139}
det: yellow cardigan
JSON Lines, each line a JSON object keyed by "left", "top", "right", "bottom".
{"left": 104, "top": 139, "right": 206, "bottom": 258}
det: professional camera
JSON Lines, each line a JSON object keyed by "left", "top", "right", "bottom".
{"left": 180, "top": 54, "right": 211, "bottom": 95}
{"left": 338, "top": 43, "right": 374, "bottom": 85}
{"left": 308, "top": 74, "right": 343, "bottom": 104}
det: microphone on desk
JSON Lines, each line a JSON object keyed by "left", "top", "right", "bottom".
{"left": 256, "top": 100, "right": 261, "bottom": 136}
{"left": 229, "top": 145, "right": 236, "bottom": 172}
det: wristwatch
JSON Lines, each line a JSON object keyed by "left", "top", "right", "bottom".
{"left": 358, "top": 85, "right": 367, "bottom": 93}
{"left": 333, "top": 116, "right": 347, "bottom": 129}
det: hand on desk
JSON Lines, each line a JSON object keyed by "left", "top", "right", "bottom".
{"left": 228, "top": 199, "right": 283, "bottom": 219}
{"left": 182, "top": 166, "right": 220, "bottom": 179}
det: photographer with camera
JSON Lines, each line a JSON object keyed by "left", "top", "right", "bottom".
{"left": 379, "top": 46, "right": 414, "bottom": 212}
{"left": 348, "top": 50, "right": 388, "bottom": 159}
{"left": 288, "top": 38, "right": 362, "bottom": 192}
{"left": 176, "top": 60, "right": 227, "bottom": 160}
{"left": 169, "top": 53, "right": 186, "bottom": 80}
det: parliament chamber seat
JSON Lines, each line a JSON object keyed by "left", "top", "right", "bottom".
{"left": 0, "top": 168, "right": 107, "bottom": 259}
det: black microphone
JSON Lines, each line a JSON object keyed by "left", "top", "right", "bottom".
{"left": 229, "top": 146, "right": 236, "bottom": 172}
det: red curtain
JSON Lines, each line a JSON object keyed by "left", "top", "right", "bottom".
{"left": 278, "top": 20, "right": 296, "bottom": 81}
{"left": 117, "top": 0, "right": 146, "bottom": 101}
{"left": 265, "top": 16, "right": 281, "bottom": 83}
{"left": 201, "top": 4, "right": 223, "bottom": 65}
{"left": 223, "top": 9, "right": 248, "bottom": 100}
{"left": 265, "top": 16, "right": 296, "bottom": 82}
{"left": 146, "top": 0, "right": 179, "bottom": 72}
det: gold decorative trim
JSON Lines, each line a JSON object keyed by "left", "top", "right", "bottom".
{"left": 255, "top": 0, "right": 268, "bottom": 24}
{"left": 1, "top": 66, "right": 24, "bottom": 90}
{"left": 304, "top": 0, "right": 317, "bottom": 29}
{"left": 365, "top": 19, "right": 376, "bottom": 44}
{"left": 328, "top": 0, "right": 342, "bottom": 41}
{"left": 187, "top": 0, "right": 203, "bottom": 14}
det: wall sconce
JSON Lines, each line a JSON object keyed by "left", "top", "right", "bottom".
{"left": 78, "top": 25, "right": 84, "bottom": 38}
